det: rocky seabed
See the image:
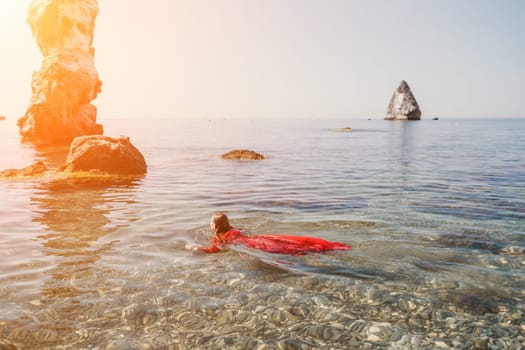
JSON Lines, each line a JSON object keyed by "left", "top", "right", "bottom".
{"left": 1, "top": 252, "right": 523, "bottom": 350}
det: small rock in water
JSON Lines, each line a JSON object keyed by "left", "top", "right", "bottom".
{"left": 0, "top": 161, "right": 48, "bottom": 178}
{"left": 312, "top": 295, "right": 330, "bottom": 307}
{"left": 500, "top": 246, "right": 525, "bottom": 255}
{"left": 367, "top": 288, "right": 383, "bottom": 302}
{"left": 408, "top": 317, "right": 425, "bottom": 329}
{"left": 474, "top": 338, "right": 488, "bottom": 349}
{"left": 435, "top": 340, "right": 449, "bottom": 348}
{"left": 411, "top": 335, "right": 422, "bottom": 347}
{"left": 366, "top": 334, "right": 381, "bottom": 343}
{"left": 221, "top": 149, "right": 265, "bottom": 160}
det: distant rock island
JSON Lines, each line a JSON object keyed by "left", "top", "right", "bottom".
{"left": 385, "top": 80, "right": 421, "bottom": 120}
{"left": 18, "top": 0, "right": 103, "bottom": 146}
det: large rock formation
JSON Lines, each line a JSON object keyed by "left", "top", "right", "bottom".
{"left": 61, "top": 135, "right": 147, "bottom": 175}
{"left": 18, "top": 0, "right": 103, "bottom": 146}
{"left": 385, "top": 80, "right": 421, "bottom": 120}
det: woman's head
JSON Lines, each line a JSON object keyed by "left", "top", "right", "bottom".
{"left": 211, "top": 212, "right": 232, "bottom": 235}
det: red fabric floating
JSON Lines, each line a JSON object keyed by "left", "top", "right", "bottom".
{"left": 200, "top": 230, "right": 351, "bottom": 255}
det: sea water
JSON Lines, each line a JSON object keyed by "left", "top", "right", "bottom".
{"left": 0, "top": 118, "right": 524, "bottom": 349}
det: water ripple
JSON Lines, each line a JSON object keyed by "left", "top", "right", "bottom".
{"left": 1, "top": 118, "right": 524, "bottom": 348}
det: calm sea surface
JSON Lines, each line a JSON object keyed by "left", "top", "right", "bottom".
{"left": 0, "top": 118, "right": 524, "bottom": 349}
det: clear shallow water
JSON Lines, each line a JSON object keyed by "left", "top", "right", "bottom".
{"left": 0, "top": 118, "right": 524, "bottom": 349}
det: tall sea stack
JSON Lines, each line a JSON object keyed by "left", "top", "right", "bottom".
{"left": 385, "top": 80, "right": 421, "bottom": 120}
{"left": 18, "top": 0, "right": 103, "bottom": 146}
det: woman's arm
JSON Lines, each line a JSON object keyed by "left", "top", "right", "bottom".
{"left": 198, "top": 245, "right": 221, "bottom": 253}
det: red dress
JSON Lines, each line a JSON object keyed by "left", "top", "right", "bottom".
{"left": 200, "top": 229, "right": 351, "bottom": 255}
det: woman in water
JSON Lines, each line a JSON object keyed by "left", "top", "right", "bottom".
{"left": 198, "top": 212, "right": 351, "bottom": 255}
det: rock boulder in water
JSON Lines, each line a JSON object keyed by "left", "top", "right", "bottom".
{"left": 17, "top": 0, "right": 103, "bottom": 145}
{"left": 61, "top": 136, "right": 147, "bottom": 175}
{"left": 336, "top": 127, "right": 352, "bottom": 132}
{"left": 0, "top": 161, "right": 48, "bottom": 178}
{"left": 385, "top": 80, "right": 421, "bottom": 120}
{"left": 221, "top": 150, "right": 265, "bottom": 160}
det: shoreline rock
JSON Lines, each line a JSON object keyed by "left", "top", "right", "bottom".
{"left": 18, "top": 0, "right": 103, "bottom": 146}
{"left": 385, "top": 80, "right": 421, "bottom": 120}
{"left": 221, "top": 149, "right": 265, "bottom": 160}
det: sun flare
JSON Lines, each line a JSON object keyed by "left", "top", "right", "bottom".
{"left": 0, "top": 1, "right": 25, "bottom": 13}
{"left": 0, "top": 0, "right": 29, "bottom": 26}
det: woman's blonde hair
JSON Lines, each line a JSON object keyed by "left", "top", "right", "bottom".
{"left": 211, "top": 212, "right": 232, "bottom": 234}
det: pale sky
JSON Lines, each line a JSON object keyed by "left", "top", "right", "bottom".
{"left": 0, "top": 0, "right": 524, "bottom": 119}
